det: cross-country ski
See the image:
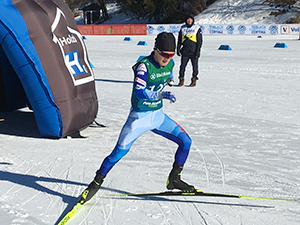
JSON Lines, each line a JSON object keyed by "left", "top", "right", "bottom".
{"left": 57, "top": 201, "right": 83, "bottom": 225}
{"left": 110, "top": 189, "right": 299, "bottom": 201}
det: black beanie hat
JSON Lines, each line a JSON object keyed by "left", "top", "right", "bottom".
{"left": 154, "top": 32, "right": 176, "bottom": 52}
{"left": 185, "top": 14, "right": 195, "bottom": 27}
{"left": 186, "top": 14, "right": 194, "bottom": 20}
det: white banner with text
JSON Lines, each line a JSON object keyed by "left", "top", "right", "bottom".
{"left": 147, "top": 24, "right": 300, "bottom": 36}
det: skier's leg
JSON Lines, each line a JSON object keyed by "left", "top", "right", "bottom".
{"left": 99, "top": 110, "right": 155, "bottom": 175}
{"left": 152, "top": 114, "right": 195, "bottom": 191}
{"left": 81, "top": 110, "right": 154, "bottom": 203}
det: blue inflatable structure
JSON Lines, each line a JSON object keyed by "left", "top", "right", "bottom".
{"left": 0, "top": 0, "right": 98, "bottom": 138}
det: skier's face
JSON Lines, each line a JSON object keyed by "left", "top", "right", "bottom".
{"left": 186, "top": 18, "right": 193, "bottom": 25}
{"left": 154, "top": 48, "right": 175, "bottom": 67}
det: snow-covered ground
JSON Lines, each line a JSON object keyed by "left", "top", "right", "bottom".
{"left": 1, "top": 33, "right": 300, "bottom": 224}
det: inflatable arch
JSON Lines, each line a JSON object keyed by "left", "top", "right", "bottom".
{"left": 0, "top": 0, "right": 98, "bottom": 137}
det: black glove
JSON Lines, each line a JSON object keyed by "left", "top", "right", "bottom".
{"left": 177, "top": 51, "right": 181, "bottom": 57}
{"left": 195, "top": 52, "right": 200, "bottom": 58}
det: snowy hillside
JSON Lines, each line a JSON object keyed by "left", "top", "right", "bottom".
{"left": 195, "top": 0, "right": 300, "bottom": 24}
{"left": 93, "top": 0, "right": 300, "bottom": 24}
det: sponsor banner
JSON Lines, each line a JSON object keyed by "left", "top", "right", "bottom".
{"left": 147, "top": 24, "right": 300, "bottom": 36}
{"left": 279, "top": 24, "right": 300, "bottom": 35}
{"left": 77, "top": 24, "right": 147, "bottom": 35}
{"left": 205, "top": 24, "right": 279, "bottom": 35}
{"left": 77, "top": 24, "right": 300, "bottom": 36}
{"left": 147, "top": 24, "right": 182, "bottom": 35}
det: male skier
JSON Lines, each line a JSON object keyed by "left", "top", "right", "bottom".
{"left": 80, "top": 32, "right": 195, "bottom": 203}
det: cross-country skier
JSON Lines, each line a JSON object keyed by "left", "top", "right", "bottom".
{"left": 80, "top": 32, "right": 195, "bottom": 203}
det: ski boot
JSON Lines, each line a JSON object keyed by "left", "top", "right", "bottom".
{"left": 80, "top": 173, "right": 105, "bottom": 204}
{"left": 166, "top": 163, "right": 196, "bottom": 191}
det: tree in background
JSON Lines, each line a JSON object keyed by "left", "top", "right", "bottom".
{"left": 64, "top": 0, "right": 217, "bottom": 23}
{"left": 114, "top": 0, "right": 216, "bottom": 23}
{"left": 65, "top": 0, "right": 108, "bottom": 20}
{"left": 66, "top": 0, "right": 90, "bottom": 11}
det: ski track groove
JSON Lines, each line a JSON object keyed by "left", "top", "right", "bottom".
{"left": 5, "top": 148, "right": 77, "bottom": 223}
{"left": 184, "top": 201, "right": 195, "bottom": 225}
{"left": 195, "top": 148, "right": 210, "bottom": 183}
{"left": 89, "top": 195, "right": 102, "bottom": 224}
{"left": 211, "top": 148, "right": 226, "bottom": 185}
{"left": 66, "top": 157, "right": 74, "bottom": 181}
{"left": 106, "top": 196, "right": 116, "bottom": 225}
{"left": 44, "top": 156, "right": 59, "bottom": 176}
{"left": 43, "top": 169, "right": 69, "bottom": 196}
{"left": 156, "top": 201, "right": 171, "bottom": 225}
{"left": 43, "top": 156, "right": 77, "bottom": 196}
{"left": 4, "top": 146, "right": 69, "bottom": 199}
{"left": 102, "top": 188, "right": 114, "bottom": 225}
{"left": 101, "top": 198, "right": 108, "bottom": 225}
{"left": 20, "top": 190, "right": 41, "bottom": 207}
{"left": 2, "top": 160, "right": 36, "bottom": 201}
{"left": 193, "top": 139, "right": 227, "bottom": 185}
{"left": 8, "top": 150, "right": 28, "bottom": 172}
{"left": 100, "top": 181, "right": 114, "bottom": 225}
{"left": 44, "top": 192, "right": 55, "bottom": 219}
{"left": 172, "top": 201, "right": 192, "bottom": 225}
{"left": 191, "top": 203, "right": 209, "bottom": 225}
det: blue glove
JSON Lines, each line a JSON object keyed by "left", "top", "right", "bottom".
{"left": 160, "top": 91, "right": 176, "bottom": 103}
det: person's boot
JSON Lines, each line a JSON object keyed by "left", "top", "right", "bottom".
{"left": 177, "top": 77, "right": 184, "bottom": 87}
{"left": 166, "top": 163, "right": 195, "bottom": 191}
{"left": 189, "top": 77, "right": 197, "bottom": 87}
{"left": 80, "top": 173, "right": 105, "bottom": 204}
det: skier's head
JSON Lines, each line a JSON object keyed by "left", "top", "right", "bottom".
{"left": 154, "top": 32, "right": 176, "bottom": 52}
{"left": 185, "top": 14, "right": 194, "bottom": 28}
{"left": 154, "top": 32, "right": 175, "bottom": 67}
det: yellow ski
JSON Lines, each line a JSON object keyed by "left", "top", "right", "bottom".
{"left": 57, "top": 202, "right": 83, "bottom": 225}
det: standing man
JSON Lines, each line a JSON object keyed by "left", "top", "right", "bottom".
{"left": 177, "top": 14, "right": 203, "bottom": 87}
{"left": 80, "top": 32, "right": 195, "bottom": 204}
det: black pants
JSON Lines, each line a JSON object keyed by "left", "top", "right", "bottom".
{"left": 179, "top": 55, "right": 199, "bottom": 79}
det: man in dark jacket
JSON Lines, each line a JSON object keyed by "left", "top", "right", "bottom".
{"left": 177, "top": 14, "right": 203, "bottom": 87}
